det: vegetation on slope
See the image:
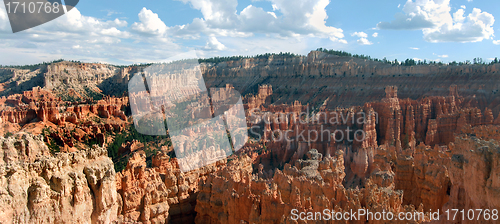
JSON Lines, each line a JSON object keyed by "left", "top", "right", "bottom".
{"left": 107, "top": 125, "right": 172, "bottom": 172}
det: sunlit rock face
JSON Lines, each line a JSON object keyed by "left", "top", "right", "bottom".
{"left": 0, "top": 134, "right": 119, "bottom": 224}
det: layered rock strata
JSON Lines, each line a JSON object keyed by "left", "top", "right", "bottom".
{"left": 0, "top": 134, "right": 119, "bottom": 224}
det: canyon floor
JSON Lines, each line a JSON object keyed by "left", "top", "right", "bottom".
{"left": 0, "top": 51, "right": 499, "bottom": 223}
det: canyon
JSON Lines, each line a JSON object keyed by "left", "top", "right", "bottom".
{"left": 0, "top": 51, "right": 499, "bottom": 223}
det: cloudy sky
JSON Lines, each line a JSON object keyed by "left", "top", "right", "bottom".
{"left": 0, "top": 0, "right": 499, "bottom": 65}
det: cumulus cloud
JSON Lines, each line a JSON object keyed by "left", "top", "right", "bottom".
{"left": 351, "top": 32, "right": 372, "bottom": 45}
{"left": 351, "top": 32, "right": 368, "bottom": 38}
{"left": 0, "top": 6, "right": 181, "bottom": 65}
{"left": 357, "top": 38, "right": 373, "bottom": 45}
{"left": 372, "top": 32, "right": 378, "bottom": 37}
{"left": 203, "top": 36, "right": 226, "bottom": 50}
{"left": 438, "top": 54, "right": 448, "bottom": 58}
{"left": 131, "top": 8, "right": 168, "bottom": 36}
{"left": 337, "top": 39, "right": 348, "bottom": 44}
{"left": 424, "top": 8, "right": 495, "bottom": 43}
{"left": 173, "top": 0, "right": 345, "bottom": 42}
{"left": 493, "top": 40, "right": 500, "bottom": 45}
{"left": 376, "top": 0, "right": 495, "bottom": 43}
{"left": 409, "top": 47, "right": 419, "bottom": 50}
{"left": 453, "top": 9, "right": 466, "bottom": 23}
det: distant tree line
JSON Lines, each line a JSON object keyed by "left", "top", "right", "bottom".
{"left": 317, "top": 48, "right": 500, "bottom": 67}
{"left": 114, "top": 63, "right": 153, "bottom": 69}
{"left": 198, "top": 52, "right": 298, "bottom": 64}
{"left": 448, "top": 57, "right": 500, "bottom": 66}
{"left": 316, "top": 48, "right": 373, "bottom": 60}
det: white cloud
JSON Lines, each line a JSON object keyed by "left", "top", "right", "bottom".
{"left": 0, "top": 6, "right": 183, "bottom": 65}
{"left": 351, "top": 32, "right": 372, "bottom": 45}
{"left": 104, "top": 10, "right": 121, "bottom": 17}
{"left": 203, "top": 36, "right": 226, "bottom": 50}
{"left": 337, "top": 39, "right": 348, "bottom": 44}
{"left": 113, "top": 18, "right": 128, "bottom": 27}
{"left": 493, "top": 40, "right": 500, "bottom": 45}
{"left": 432, "top": 53, "right": 448, "bottom": 58}
{"left": 467, "top": 0, "right": 473, "bottom": 2}
{"left": 0, "top": 3, "right": 10, "bottom": 32}
{"left": 174, "top": 0, "right": 345, "bottom": 42}
{"left": 377, "top": 0, "right": 495, "bottom": 43}
{"left": 372, "top": 32, "right": 378, "bottom": 37}
{"left": 409, "top": 47, "right": 419, "bottom": 50}
{"left": 357, "top": 38, "right": 373, "bottom": 45}
{"left": 1, "top": 0, "right": 349, "bottom": 65}
{"left": 424, "top": 8, "right": 495, "bottom": 43}
{"left": 453, "top": 9, "right": 466, "bottom": 23}
{"left": 461, "top": 5, "right": 466, "bottom": 9}
{"left": 131, "top": 8, "right": 168, "bottom": 36}
{"left": 351, "top": 31, "right": 368, "bottom": 38}
{"left": 101, "top": 27, "right": 124, "bottom": 37}
{"left": 272, "top": 4, "right": 279, "bottom": 11}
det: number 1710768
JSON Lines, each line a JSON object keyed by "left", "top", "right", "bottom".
{"left": 444, "top": 209, "right": 498, "bottom": 221}
{"left": 5, "top": 1, "right": 61, "bottom": 14}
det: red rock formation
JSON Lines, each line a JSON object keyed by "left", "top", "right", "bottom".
{"left": 245, "top": 85, "right": 273, "bottom": 111}
{"left": 116, "top": 150, "right": 228, "bottom": 223}
{"left": 196, "top": 149, "right": 427, "bottom": 224}
{"left": 425, "top": 119, "right": 438, "bottom": 146}
{"left": 441, "top": 136, "right": 500, "bottom": 223}
{"left": 0, "top": 87, "right": 129, "bottom": 150}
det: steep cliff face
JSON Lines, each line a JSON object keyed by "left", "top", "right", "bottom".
{"left": 0, "top": 134, "right": 119, "bottom": 224}
{"left": 393, "top": 143, "right": 451, "bottom": 212}
{"left": 202, "top": 52, "right": 500, "bottom": 116}
{"left": 442, "top": 136, "right": 500, "bottom": 223}
{"left": 0, "top": 67, "right": 44, "bottom": 97}
{"left": 0, "top": 61, "right": 135, "bottom": 99}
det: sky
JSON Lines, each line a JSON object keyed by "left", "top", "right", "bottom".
{"left": 0, "top": 0, "right": 499, "bottom": 65}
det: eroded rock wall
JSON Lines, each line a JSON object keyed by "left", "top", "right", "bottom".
{"left": 0, "top": 134, "right": 119, "bottom": 224}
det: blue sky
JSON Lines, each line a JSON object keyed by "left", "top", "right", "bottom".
{"left": 0, "top": 0, "right": 499, "bottom": 65}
